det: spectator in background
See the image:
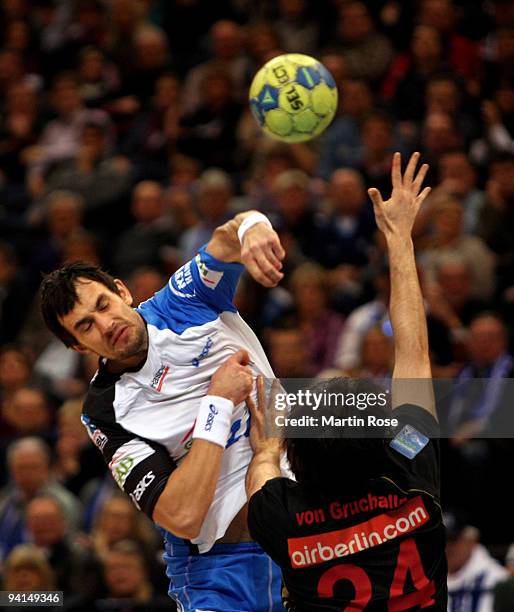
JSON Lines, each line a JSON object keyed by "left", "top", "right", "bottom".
{"left": 90, "top": 496, "right": 159, "bottom": 564}
{"left": 95, "top": 540, "right": 172, "bottom": 612}
{"left": 357, "top": 111, "right": 397, "bottom": 194}
{"left": 120, "top": 72, "right": 182, "bottom": 181}
{"left": 0, "top": 242, "right": 32, "bottom": 343}
{"left": 112, "top": 180, "right": 175, "bottom": 278}
{"left": 182, "top": 20, "right": 248, "bottom": 113}
{"left": 29, "top": 190, "right": 85, "bottom": 277}
{"left": 382, "top": 24, "right": 446, "bottom": 119}
{"left": 446, "top": 314, "right": 513, "bottom": 440}
{"left": 330, "top": 1, "right": 393, "bottom": 84}
{"left": 418, "top": 0, "right": 481, "bottom": 83}
{"left": 121, "top": 25, "right": 172, "bottom": 104}
{"left": 43, "top": 120, "right": 131, "bottom": 232}
{"left": 25, "top": 495, "right": 88, "bottom": 595}
{"left": 269, "top": 169, "right": 319, "bottom": 261}
{"left": 348, "top": 325, "right": 392, "bottom": 379}
{"left": 494, "top": 544, "right": 514, "bottom": 612}
{"left": 0, "top": 437, "right": 81, "bottom": 560}
{"left": 25, "top": 71, "right": 109, "bottom": 197}
{"left": 334, "top": 264, "right": 391, "bottom": 371}
{"left": 179, "top": 169, "right": 233, "bottom": 261}
{"left": 273, "top": 0, "right": 321, "bottom": 55}
{"left": 126, "top": 266, "right": 166, "bottom": 307}
{"left": 420, "top": 112, "right": 463, "bottom": 166}
{"left": 477, "top": 154, "right": 514, "bottom": 295}
{"left": 288, "top": 262, "right": 344, "bottom": 373}
{"left": 445, "top": 514, "right": 508, "bottom": 612}
{"left": 0, "top": 79, "right": 40, "bottom": 189}
{"left": 265, "top": 324, "right": 313, "bottom": 377}
{"left": 0, "top": 345, "right": 34, "bottom": 405}
{"left": 437, "top": 151, "right": 486, "bottom": 234}
{"left": 317, "top": 78, "right": 373, "bottom": 177}
{"left": 179, "top": 67, "right": 243, "bottom": 171}
{"left": 77, "top": 46, "right": 121, "bottom": 108}
{"left": 419, "top": 192, "right": 496, "bottom": 300}
{"left": 2, "top": 544, "right": 56, "bottom": 592}
{"left": 317, "top": 168, "right": 375, "bottom": 268}
{"left": 53, "top": 398, "right": 105, "bottom": 496}
{"left": 1, "top": 386, "right": 52, "bottom": 440}
{"left": 423, "top": 255, "right": 487, "bottom": 366}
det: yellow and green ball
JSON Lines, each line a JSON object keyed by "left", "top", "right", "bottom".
{"left": 249, "top": 53, "right": 338, "bottom": 143}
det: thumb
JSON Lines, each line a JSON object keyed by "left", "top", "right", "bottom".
{"left": 230, "top": 349, "right": 250, "bottom": 366}
{"left": 368, "top": 188, "right": 384, "bottom": 207}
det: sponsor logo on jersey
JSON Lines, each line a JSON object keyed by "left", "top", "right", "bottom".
{"left": 81, "top": 415, "right": 108, "bottom": 450}
{"left": 192, "top": 336, "right": 214, "bottom": 367}
{"left": 129, "top": 470, "right": 156, "bottom": 509}
{"left": 150, "top": 364, "right": 170, "bottom": 391}
{"left": 108, "top": 440, "right": 155, "bottom": 488}
{"left": 195, "top": 255, "right": 223, "bottom": 289}
{"left": 287, "top": 496, "right": 429, "bottom": 568}
{"left": 170, "top": 262, "right": 195, "bottom": 297}
{"left": 390, "top": 425, "right": 429, "bottom": 459}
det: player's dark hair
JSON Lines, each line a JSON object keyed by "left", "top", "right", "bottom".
{"left": 40, "top": 261, "right": 120, "bottom": 347}
{"left": 284, "top": 377, "right": 391, "bottom": 494}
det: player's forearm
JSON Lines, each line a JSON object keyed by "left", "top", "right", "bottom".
{"left": 387, "top": 234, "right": 430, "bottom": 375}
{"left": 152, "top": 440, "right": 224, "bottom": 539}
{"left": 246, "top": 450, "right": 281, "bottom": 499}
{"left": 206, "top": 211, "right": 261, "bottom": 262}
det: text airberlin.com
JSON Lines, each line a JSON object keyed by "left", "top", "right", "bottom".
{"left": 273, "top": 390, "right": 397, "bottom": 428}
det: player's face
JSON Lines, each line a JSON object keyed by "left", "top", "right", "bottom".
{"left": 59, "top": 278, "right": 148, "bottom": 363}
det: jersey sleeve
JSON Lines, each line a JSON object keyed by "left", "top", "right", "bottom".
{"left": 81, "top": 408, "right": 176, "bottom": 518}
{"left": 386, "top": 404, "right": 441, "bottom": 500}
{"left": 137, "top": 245, "right": 244, "bottom": 332}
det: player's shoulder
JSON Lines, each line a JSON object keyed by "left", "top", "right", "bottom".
{"left": 250, "top": 477, "right": 299, "bottom": 513}
{"left": 83, "top": 360, "right": 122, "bottom": 423}
{"left": 390, "top": 404, "right": 440, "bottom": 440}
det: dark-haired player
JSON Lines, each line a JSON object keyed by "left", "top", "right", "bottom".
{"left": 39, "top": 211, "right": 286, "bottom": 611}
{"left": 247, "top": 152, "right": 448, "bottom": 610}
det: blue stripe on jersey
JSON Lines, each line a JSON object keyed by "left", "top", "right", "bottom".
{"left": 136, "top": 246, "right": 244, "bottom": 335}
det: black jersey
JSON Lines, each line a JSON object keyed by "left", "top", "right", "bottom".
{"left": 248, "top": 405, "right": 447, "bottom": 611}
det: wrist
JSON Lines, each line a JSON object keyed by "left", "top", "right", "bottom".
{"left": 192, "top": 395, "right": 234, "bottom": 448}
{"left": 237, "top": 212, "right": 272, "bottom": 245}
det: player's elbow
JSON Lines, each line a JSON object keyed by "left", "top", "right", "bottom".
{"left": 153, "top": 504, "right": 203, "bottom": 539}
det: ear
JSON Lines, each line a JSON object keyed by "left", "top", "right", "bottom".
{"left": 114, "top": 279, "right": 133, "bottom": 306}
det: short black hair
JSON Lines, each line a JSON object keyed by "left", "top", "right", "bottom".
{"left": 284, "top": 377, "right": 391, "bottom": 494}
{"left": 40, "top": 261, "right": 120, "bottom": 347}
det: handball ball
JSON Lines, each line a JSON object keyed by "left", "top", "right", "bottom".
{"left": 249, "top": 53, "right": 338, "bottom": 143}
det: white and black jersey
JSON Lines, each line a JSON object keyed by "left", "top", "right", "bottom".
{"left": 81, "top": 246, "right": 275, "bottom": 553}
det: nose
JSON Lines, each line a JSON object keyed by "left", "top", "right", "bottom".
{"left": 96, "top": 313, "right": 115, "bottom": 335}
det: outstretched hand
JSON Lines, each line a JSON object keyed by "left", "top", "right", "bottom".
{"left": 368, "top": 152, "right": 431, "bottom": 239}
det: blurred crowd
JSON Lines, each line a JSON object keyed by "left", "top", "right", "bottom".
{"left": 0, "top": 0, "right": 514, "bottom": 609}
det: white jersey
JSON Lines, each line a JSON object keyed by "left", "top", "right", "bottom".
{"left": 81, "top": 246, "right": 274, "bottom": 553}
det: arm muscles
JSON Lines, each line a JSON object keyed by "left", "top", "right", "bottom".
{"left": 152, "top": 439, "right": 225, "bottom": 539}
{"left": 387, "top": 235, "right": 436, "bottom": 418}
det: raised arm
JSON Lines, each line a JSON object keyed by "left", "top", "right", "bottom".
{"left": 369, "top": 152, "right": 436, "bottom": 418}
{"left": 206, "top": 211, "right": 285, "bottom": 288}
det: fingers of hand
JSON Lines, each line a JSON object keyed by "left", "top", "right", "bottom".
{"left": 368, "top": 187, "right": 383, "bottom": 208}
{"left": 403, "top": 151, "right": 420, "bottom": 186}
{"left": 391, "top": 151, "right": 402, "bottom": 189}
{"left": 248, "top": 250, "right": 284, "bottom": 286}
{"left": 416, "top": 186, "right": 432, "bottom": 206}
{"left": 412, "top": 163, "right": 429, "bottom": 196}
{"left": 256, "top": 375, "right": 265, "bottom": 410}
{"left": 231, "top": 349, "right": 250, "bottom": 365}
{"left": 271, "top": 235, "right": 286, "bottom": 261}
